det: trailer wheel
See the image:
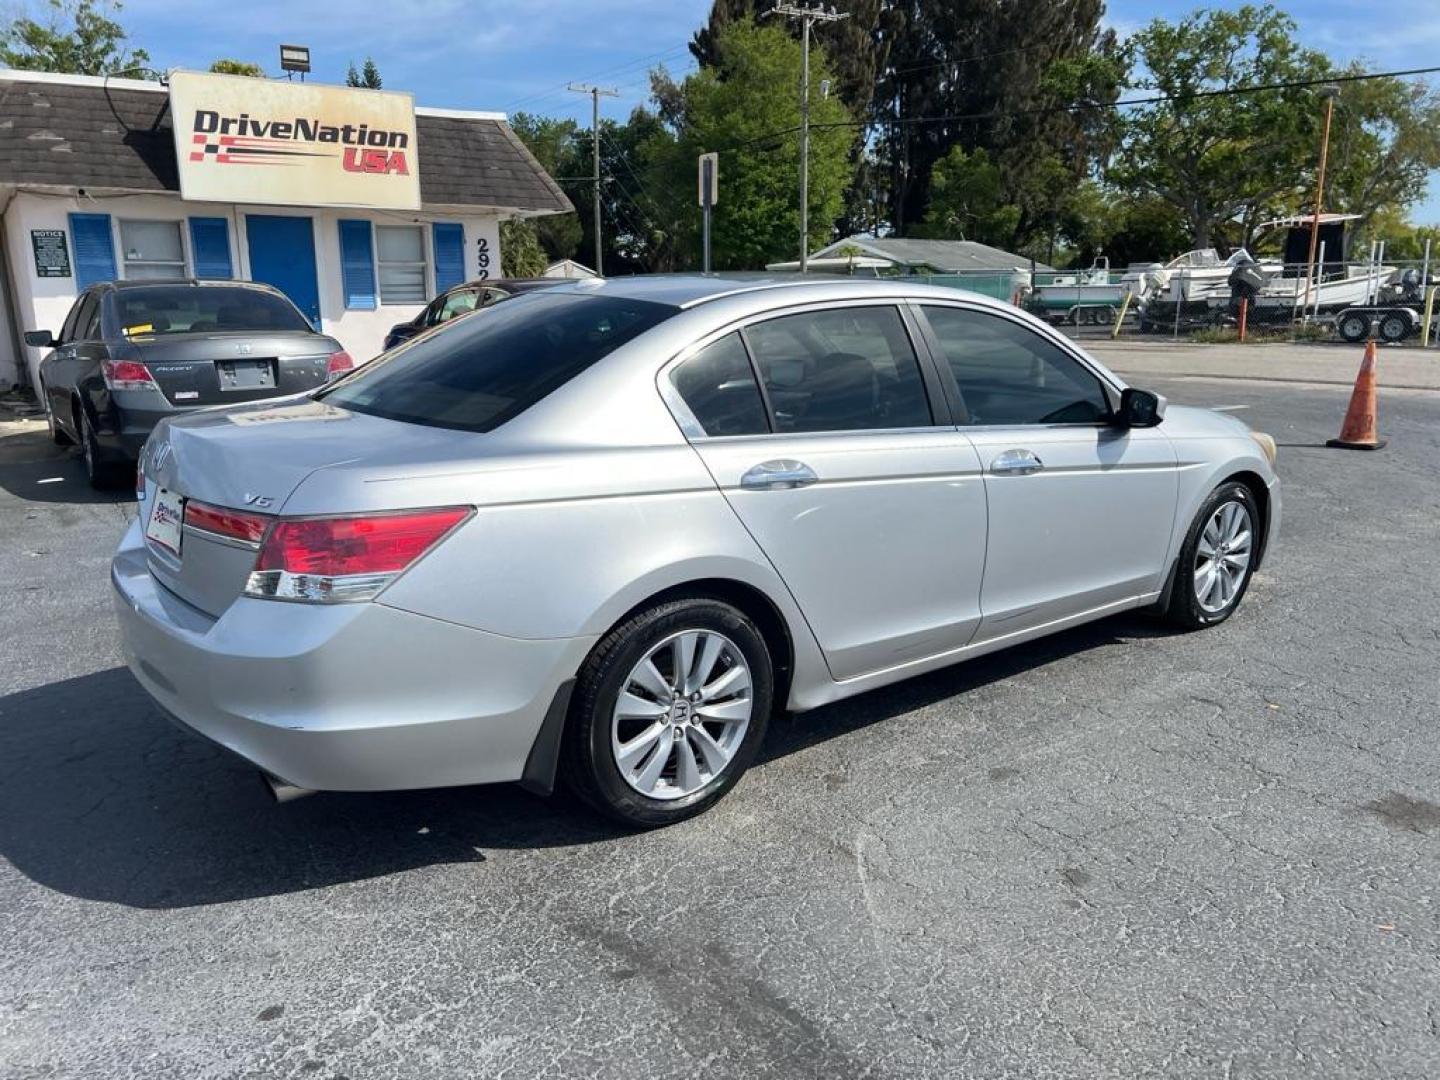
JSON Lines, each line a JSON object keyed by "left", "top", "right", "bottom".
{"left": 1337, "top": 311, "right": 1369, "bottom": 343}
{"left": 1378, "top": 311, "right": 1410, "bottom": 344}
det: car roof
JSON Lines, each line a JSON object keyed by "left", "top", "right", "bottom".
{"left": 102, "top": 278, "right": 286, "bottom": 294}
{"left": 533, "top": 272, "right": 1007, "bottom": 310}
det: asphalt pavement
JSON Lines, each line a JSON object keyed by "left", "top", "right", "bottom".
{"left": 2, "top": 374, "right": 1438, "bottom": 1079}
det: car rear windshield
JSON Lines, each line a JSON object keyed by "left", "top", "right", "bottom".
{"left": 114, "top": 286, "right": 311, "bottom": 336}
{"left": 319, "top": 291, "right": 676, "bottom": 433}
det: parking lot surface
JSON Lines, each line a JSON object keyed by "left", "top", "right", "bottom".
{"left": 2, "top": 374, "right": 1438, "bottom": 1079}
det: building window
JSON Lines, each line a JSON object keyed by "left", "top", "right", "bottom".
{"left": 375, "top": 224, "right": 427, "bottom": 304}
{"left": 119, "top": 219, "right": 186, "bottom": 279}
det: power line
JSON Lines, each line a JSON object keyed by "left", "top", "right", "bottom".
{"left": 504, "top": 44, "right": 691, "bottom": 111}
{"left": 830, "top": 62, "right": 1440, "bottom": 134}
{"left": 549, "top": 62, "right": 1440, "bottom": 191}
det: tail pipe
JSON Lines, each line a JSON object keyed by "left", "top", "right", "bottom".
{"left": 260, "top": 771, "right": 316, "bottom": 804}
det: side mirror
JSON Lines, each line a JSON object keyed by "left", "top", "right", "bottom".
{"left": 1118, "top": 387, "right": 1166, "bottom": 428}
{"left": 24, "top": 329, "right": 55, "bottom": 348}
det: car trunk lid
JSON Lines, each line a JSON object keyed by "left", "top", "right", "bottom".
{"left": 140, "top": 397, "right": 433, "bottom": 616}
{"left": 131, "top": 331, "right": 334, "bottom": 407}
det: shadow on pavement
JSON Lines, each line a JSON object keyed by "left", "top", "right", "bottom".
{"left": 0, "top": 428, "right": 130, "bottom": 506}
{"left": 0, "top": 614, "right": 1169, "bottom": 910}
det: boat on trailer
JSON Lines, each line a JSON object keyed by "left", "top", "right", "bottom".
{"left": 1231, "top": 214, "right": 1395, "bottom": 316}
{"left": 1026, "top": 257, "right": 1131, "bottom": 323}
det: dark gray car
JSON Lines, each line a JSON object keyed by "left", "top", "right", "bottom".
{"left": 27, "top": 280, "right": 352, "bottom": 488}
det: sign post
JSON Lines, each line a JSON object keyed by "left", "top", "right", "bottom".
{"left": 698, "top": 152, "right": 718, "bottom": 273}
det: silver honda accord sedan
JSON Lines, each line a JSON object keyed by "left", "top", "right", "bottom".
{"left": 113, "top": 275, "right": 1280, "bottom": 826}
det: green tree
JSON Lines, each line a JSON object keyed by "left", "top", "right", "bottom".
{"left": 1, "top": 0, "right": 148, "bottom": 76}
{"left": 913, "top": 145, "right": 1019, "bottom": 245}
{"left": 653, "top": 19, "right": 853, "bottom": 269}
{"left": 500, "top": 219, "right": 549, "bottom": 277}
{"left": 875, "top": 0, "right": 1122, "bottom": 242}
{"left": 1111, "top": 5, "right": 1330, "bottom": 249}
{"left": 510, "top": 112, "right": 585, "bottom": 262}
{"left": 209, "top": 59, "right": 263, "bottom": 77}
{"left": 345, "top": 57, "right": 382, "bottom": 89}
{"left": 1321, "top": 67, "right": 1440, "bottom": 234}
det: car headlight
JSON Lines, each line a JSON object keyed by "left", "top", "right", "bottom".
{"left": 1250, "top": 431, "right": 1277, "bottom": 466}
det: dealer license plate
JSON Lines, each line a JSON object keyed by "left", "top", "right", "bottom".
{"left": 145, "top": 487, "right": 185, "bottom": 557}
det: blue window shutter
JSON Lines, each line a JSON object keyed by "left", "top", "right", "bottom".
{"left": 432, "top": 223, "right": 465, "bottom": 292}
{"left": 188, "top": 217, "right": 232, "bottom": 278}
{"left": 338, "top": 220, "right": 376, "bottom": 310}
{"left": 69, "top": 213, "right": 116, "bottom": 287}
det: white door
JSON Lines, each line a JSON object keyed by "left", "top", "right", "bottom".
{"left": 916, "top": 303, "right": 1178, "bottom": 640}
{"left": 666, "top": 305, "right": 988, "bottom": 681}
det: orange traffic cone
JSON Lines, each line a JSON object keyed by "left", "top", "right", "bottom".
{"left": 1327, "top": 338, "right": 1387, "bottom": 451}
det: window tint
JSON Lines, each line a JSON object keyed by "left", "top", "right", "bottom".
{"left": 671, "top": 333, "right": 768, "bottom": 436}
{"left": 79, "top": 294, "right": 102, "bottom": 340}
{"left": 744, "top": 306, "right": 931, "bottom": 433}
{"left": 67, "top": 293, "right": 99, "bottom": 341}
{"left": 435, "top": 287, "right": 484, "bottom": 323}
{"left": 322, "top": 292, "right": 674, "bottom": 433}
{"left": 112, "top": 286, "right": 310, "bottom": 336}
{"left": 922, "top": 306, "right": 1111, "bottom": 425}
{"left": 59, "top": 294, "right": 86, "bottom": 343}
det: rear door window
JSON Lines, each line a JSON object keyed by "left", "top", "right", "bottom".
{"left": 322, "top": 292, "right": 675, "bottom": 433}
{"left": 69, "top": 293, "right": 100, "bottom": 342}
{"left": 743, "top": 306, "right": 932, "bottom": 433}
{"left": 921, "top": 305, "right": 1111, "bottom": 425}
{"left": 670, "top": 332, "right": 769, "bottom": 436}
{"left": 60, "top": 293, "right": 90, "bottom": 343}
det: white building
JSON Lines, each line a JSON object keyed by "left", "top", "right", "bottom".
{"left": 0, "top": 69, "right": 571, "bottom": 393}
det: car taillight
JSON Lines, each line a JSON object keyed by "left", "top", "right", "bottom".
{"left": 184, "top": 500, "right": 271, "bottom": 545}
{"left": 102, "top": 359, "right": 157, "bottom": 392}
{"left": 325, "top": 350, "right": 355, "bottom": 381}
{"left": 244, "top": 506, "right": 470, "bottom": 603}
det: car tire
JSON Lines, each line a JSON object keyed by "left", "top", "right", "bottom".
{"left": 561, "top": 597, "right": 773, "bottom": 828}
{"left": 1164, "top": 481, "right": 1259, "bottom": 630}
{"left": 78, "top": 406, "right": 122, "bottom": 490}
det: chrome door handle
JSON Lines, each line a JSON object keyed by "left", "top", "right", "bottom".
{"left": 990, "top": 449, "right": 1044, "bottom": 475}
{"left": 740, "top": 459, "right": 819, "bottom": 490}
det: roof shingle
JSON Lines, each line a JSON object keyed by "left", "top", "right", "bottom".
{"left": 0, "top": 74, "right": 571, "bottom": 214}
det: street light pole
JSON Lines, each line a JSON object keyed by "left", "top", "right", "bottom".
{"left": 1302, "top": 84, "right": 1341, "bottom": 313}
{"left": 766, "top": 2, "right": 847, "bottom": 273}
{"left": 568, "top": 82, "right": 618, "bottom": 276}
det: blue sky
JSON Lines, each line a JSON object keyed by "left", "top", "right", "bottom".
{"left": 113, "top": 0, "right": 1440, "bottom": 223}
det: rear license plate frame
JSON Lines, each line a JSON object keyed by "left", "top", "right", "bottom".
{"left": 144, "top": 487, "right": 185, "bottom": 557}
{"left": 217, "top": 359, "right": 276, "bottom": 391}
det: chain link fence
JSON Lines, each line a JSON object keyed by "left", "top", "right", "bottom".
{"left": 907, "top": 261, "right": 1440, "bottom": 348}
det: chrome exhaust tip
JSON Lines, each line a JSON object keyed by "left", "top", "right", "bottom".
{"left": 260, "top": 771, "right": 316, "bottom": 804}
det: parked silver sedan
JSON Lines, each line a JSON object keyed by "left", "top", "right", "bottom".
{"left": 113, "top": 276, "right": 1280, "bottom": 826}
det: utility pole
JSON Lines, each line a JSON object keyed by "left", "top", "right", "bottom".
{"left": 1302, "top": 84, "right": 1341, "bottom": 314}
{"left": 568, "top": 83, "right": 618, "bottom": 276}
{"left": 766, "top": 2, "right": 847, "bottom": 273}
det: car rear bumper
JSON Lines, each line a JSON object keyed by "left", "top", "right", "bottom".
{"left": 111, "top": 520, "right": 594, "bottom": 792}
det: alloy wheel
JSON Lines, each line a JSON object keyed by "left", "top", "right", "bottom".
{"left": 1193, "top": 500, "right": 1253, "bottom": 613}
{"left": 610, "top": 629, "right": 753, "bottom": 801}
